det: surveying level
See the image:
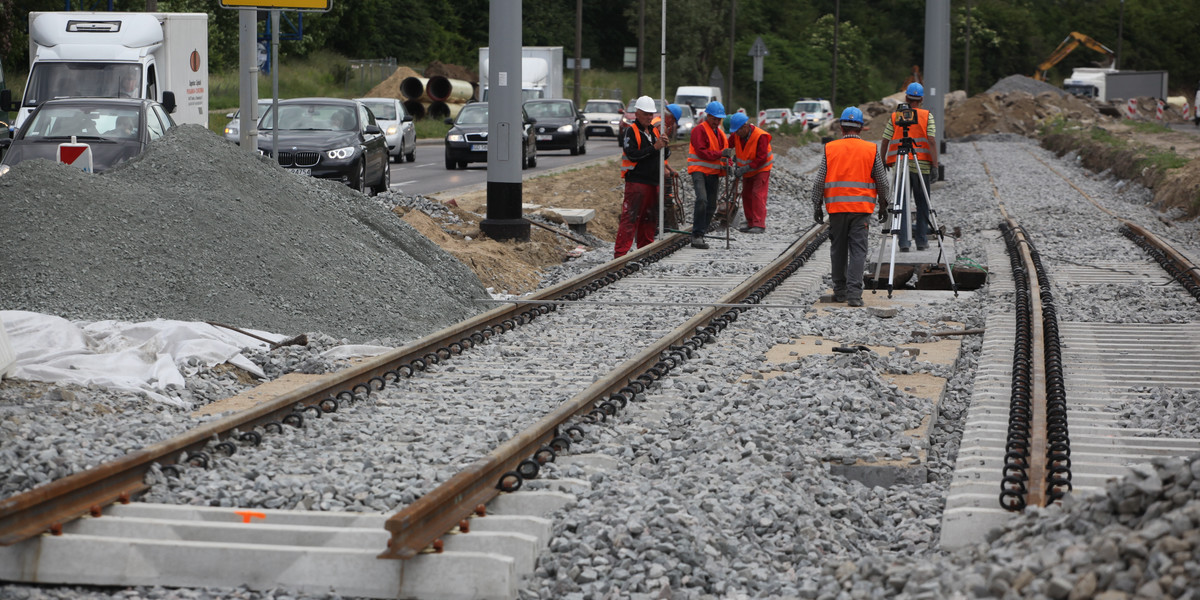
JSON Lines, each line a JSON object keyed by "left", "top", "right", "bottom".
{"left": 871, "top": 117, "right": 958, "bottom": 298}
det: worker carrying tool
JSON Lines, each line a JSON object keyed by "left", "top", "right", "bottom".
{"left": 687, "top": 100, "right": 732, "bottom": 250}
{"left": 812, "top": 107, "right": 891, "bottom": 307}
{"left": 726, "top": 112, "right": 774, "bottom": 234}
{"left": 615, "top": 95, "right": 670, "bottom": 258}
{"left": 880, "top": 82, "right": 938, "bottom": 252}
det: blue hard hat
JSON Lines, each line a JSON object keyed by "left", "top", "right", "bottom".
{"left": 729, "top": 112, "right": 750, "bottom": 131}
{"left": 906, "top": 82, "right": 924, "bottom": 98}
{"left": 839, "top": 106, "right": 864, "bottom": 126}
{"left": 666, "top": 103, "right": 682, "bottom": 121}
{"left": 705, "top": 101, "right": 727, "bottom": 119}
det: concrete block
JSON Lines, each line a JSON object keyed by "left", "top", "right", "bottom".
{"left": 543, "top": 207, "right": 595, "bottom": 234}
{"left": 489, "top": 490, "right": 575, "bottom": 517}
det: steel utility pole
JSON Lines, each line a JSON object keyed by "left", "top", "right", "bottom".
{"left": 830, "top": 0, "right": 839, "bottom": 112}
{"left": 637, "top": 0, "right": 645, "bottom": 97}
{"left": 964, "top": 0, "right": 971, "bottom": 95}
{"left": 481, "top": 0, "right": 529, "bottom": 241}
{"left": 574, "top": 0, "right": 582, "bottom": 107}
{"left": 727, "top": 0, "right": 736, "bottom": 109}
{"left": 1116, "top": 0, "right": 1124, "bottom": 69}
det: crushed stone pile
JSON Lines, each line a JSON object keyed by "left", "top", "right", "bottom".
{"left": 0, "top": 125, "right": 489, "bottom": 343}
{"left": 944, "top": 88, "right": 1106, "bottom": 138}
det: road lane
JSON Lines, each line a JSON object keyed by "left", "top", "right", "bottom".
{"left": 388, "top": 136, "right": 624, "bottom": 197}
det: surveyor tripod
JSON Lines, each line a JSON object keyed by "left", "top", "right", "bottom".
{"left": 871, "top": 129, "right": 957, "bottom": 298}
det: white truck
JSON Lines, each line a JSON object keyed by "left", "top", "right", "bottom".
{"left": 478, "top": 46, "right": 563, "bottom": 102}
{"left": 11, "top": 11, "right": 208, "bottom": 129}
{"left": 1063, "top": 68, "right": 1168, "bottom": 102}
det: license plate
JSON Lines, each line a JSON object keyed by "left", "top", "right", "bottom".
{"left": 287, "top": 168, "right": 311, "bottom": 176}
{"left": 536, "top": 135, "right": 552, "bottom": 141}
{"left": 470, "top": 144, "right": 487, "bottom": 152}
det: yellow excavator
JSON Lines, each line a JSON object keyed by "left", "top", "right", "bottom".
{"left": 1033, "top": 32, "right": 1116, "bottom": 81}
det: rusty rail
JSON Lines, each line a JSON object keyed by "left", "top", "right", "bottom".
{"left": 0, "top": 233, "right": 689, "bottom": 546}
{"left": 380, "top": 226, "right": 827, "bottom": 559}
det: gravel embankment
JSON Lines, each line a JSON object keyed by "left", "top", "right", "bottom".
{"left": 3, "top": 133, "right": 1200, "bottom": 600}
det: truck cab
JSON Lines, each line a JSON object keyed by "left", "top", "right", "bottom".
{"left": 16, "top": 12, "right": 207, "bottom": 129}
{"left": 1063, "top": 68, "right": 1114, "bottom": 102}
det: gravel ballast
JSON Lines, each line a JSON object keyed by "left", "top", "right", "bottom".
{"left": 3, "top": 130, "right": 1200, "bottom": 600}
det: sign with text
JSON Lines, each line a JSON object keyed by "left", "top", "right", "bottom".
{"left": 219, "top": 0, "right": 331, "bottom": 11}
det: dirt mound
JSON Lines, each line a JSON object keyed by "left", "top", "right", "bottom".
{"left": 364, "top": 65, "right": 423, "bottom": 100}
{"left": 424, "top": 60, "right": 476, "bottom": 83}
{"left": 945, "top": 90, "right": 1110, "bottom": 138}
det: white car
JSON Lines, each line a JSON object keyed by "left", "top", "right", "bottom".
{"left": 223, "top": 100, "right": 272, "bottom": 144}
{"left": 582, "top": 99, "right": 623, "bottom": 138}
{"left": 792, "top": 98, "right": 835, "bottom": 130}
{"left": 356, "top": 97, "right": 416, "bottom": 163}
{"left": 758, "top": 108, "right": 794, "bottom": 129}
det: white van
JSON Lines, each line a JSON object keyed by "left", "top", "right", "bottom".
{"left": 674, "top": 86, "right": 723, "bottom": 117}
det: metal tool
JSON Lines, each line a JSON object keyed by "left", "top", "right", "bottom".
{"left": 206, "top": 321, "right": 308, "bottom": 350}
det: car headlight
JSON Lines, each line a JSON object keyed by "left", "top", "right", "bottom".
{"left": 0, "top": 164, "right": 10, "bottom": 177}
{"left": 557, "top": 124, "right": 574, "bottom": 133}
{"left": 446, "top": 134, "right": 464, "bottom": 142}
{"left": 609, "top": 119, "right": 620, "bottom": 125}
{"left": 225, "top": 125, "right": 238, "bottom": 135}
{"left": 326, "top": 146, "right": 355, "bottom": 160}
{"left": 385, "top": 125, "right": 398, "bottom": 136}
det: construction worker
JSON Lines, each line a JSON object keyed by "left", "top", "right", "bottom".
{"left": 688, "top": 100, "right": 732, "bottom": 249}
{"left": 726, "top": 112, "right": 773, "bottom": 233}
{"left": 813, "top": 107, "right": 892, "bottom": 307}
{"left": 880, "top": 82, "right": 938, "bottom": 252}
{"left": 615, "top": 95, "right": 669, "bottom": 258}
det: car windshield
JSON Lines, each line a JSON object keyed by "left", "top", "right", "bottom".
{"left": 23, "top": 62, "right": 142, "bottom": 105}
{"left": 360, "top": 101, "right": 396, "bottom": 120}
{"left": 765, "top": 109, "right": 787, "bottom": 118}
{"left": 675, "top": 95, "right": 708, "bottom": 110}
{"left": 23, "top": 105, "right": 141, "bottom": 140}
{"left": 232, "top": 101, "right": 272, "bottom": 120}
{"left": 261, "top": 104, "right": 357, "bottom": 131}
{"left": 456, "top": 105, "right": 488, "bottom": 124}
{"left": 584, "top": 101, "right": 621, "bottom": 113}
{"left": 525, "top": 101, "right": 574, "bottom": 118}
{"left": 793, "top": 102, "right": 822, "bottom": 113}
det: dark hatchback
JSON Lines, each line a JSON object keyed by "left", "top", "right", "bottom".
{"left": 0, "top": 97, "right": 175, "bottom": 176}
{"left": 256, "top": 98, "right": 390, "bottom": 195}
{"left": 443, "top": 102, "right": 538, "bottom": 170}
{"left": 524, "top": 98, "right": 587, "bottom": 155}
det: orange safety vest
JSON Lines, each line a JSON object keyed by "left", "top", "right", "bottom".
{"left": 620, "top": 122, "right": 661, "bottom": 179}
{"left": 823, "top": 138, "right": 879, "bottom": 214}
{"left": 687, "top": 121, "right": 728, "bottom": 175}
{"left": 732, "top": 126, "right": 773, "bottom": 178}
{"left": 885, "top": 108, "right": 933, "bottom": 167}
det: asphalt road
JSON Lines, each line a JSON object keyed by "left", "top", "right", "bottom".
{"left": 387, "top": 136, "right": 624, "bottom": 198}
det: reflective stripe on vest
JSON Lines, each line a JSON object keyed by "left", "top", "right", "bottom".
{"left": 885, "top": 108, "right": 932, "bottom": 166}
{"left": 733, "top": 126, "right": 773, "bottom": 177}
{"left": 620, "top": 124, "right": 660, "bottom": 179}
{"left": 687, "top": 121, "right": 728, "bottom": 175}
{"left": 823, "top": 137, "right": 878, "bottom": 214}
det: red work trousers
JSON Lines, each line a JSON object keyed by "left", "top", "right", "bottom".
{"left": 740, "top": 172, "right": 769, "bottom": 229}
{"left": 614, "top": 182, "right": 659, "bottom": 257}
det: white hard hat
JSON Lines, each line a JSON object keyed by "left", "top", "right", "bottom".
{"left": 634, "top": 96, "right": 657, "bottom": 113}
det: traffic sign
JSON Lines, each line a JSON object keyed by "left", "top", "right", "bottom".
{"left": 219, "top": 0, "right": 331, "bottom": 11}
{"left": 57, "top": 141, "right": 93, "bottom": 173}
{"left": 748, "top": 36, "right": 769, "bottom": 57}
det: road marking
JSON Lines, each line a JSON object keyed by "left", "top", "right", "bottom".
{"left": 393, "top": 180, "right": 417, "bottom": 187}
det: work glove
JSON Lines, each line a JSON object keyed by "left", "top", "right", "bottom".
{"left": 721, "top": 147, "right": 737, "bottom": 158}
{"left": 877, "top": 205, "right": 889, "bottom": 223}
{"left": 926, "top": 173, "right": 937, "bottom": 190}
{"left": 813, "top": 208, "right": 824, "bottom": 224}
{"left": 734, "top": 166, "right": 749, "bottom": 178}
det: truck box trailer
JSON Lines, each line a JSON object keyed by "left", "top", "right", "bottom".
{"left": 17, "top": 12, "right": 208, "bottom": 129}
{"left": 479, "top": 46, "right": 563, "bottom": 101}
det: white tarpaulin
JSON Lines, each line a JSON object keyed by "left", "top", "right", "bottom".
{"left": 0, "top": 311, "right": 279, "bottom": 408}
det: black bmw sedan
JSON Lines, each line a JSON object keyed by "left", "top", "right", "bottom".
{"left": 443, "top": 102, "right": 537, "bottom": 170}
{"left": 256, "top": 98, "right": 390, "bottom": 195}
{"left": 0, "top": 97, "right": 175, "bottom": 176}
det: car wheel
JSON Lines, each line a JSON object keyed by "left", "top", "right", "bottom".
{"left": 351, "top": 160, "right": 366, "bottom": 193}
{"left": 393, "top": 143, "right": 404, "bottom": 163}
{"left": 569, "top": 137, "right": 580, "bottom": 156}
{"left": 445, "top": 153, "right": 456, "bottom": 170}
{"left": 372, "top": 159, "right": 391, "bottom": 195}
{"left": 405, "top": 146, "right": 415, "bottom": 162}
{"left": 458, "top": 161, "right": 467, "bottom": 169}
{"left": 579, "top": 137, "right": 587, "bottom": 155}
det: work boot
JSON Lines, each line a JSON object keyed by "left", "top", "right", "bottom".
{"left": 833, "top": 293, "right": 846, "bottom": 302}
{"left": 847, "top": 298, "right": 864, "bottom": 307}
{"left": 691, "top": 236, "right": 709, "bottom": 249}
{"left": 916, "top": 243, "right": 928, "bottom": 251}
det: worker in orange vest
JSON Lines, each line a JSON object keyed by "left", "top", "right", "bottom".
{"left": 687, "top": 100, "right": 732, "bottom": 249}
{"left": 615, "top": 95, "right": 669, "bottom": 258}
{"left": 812, "top": 107, "right": 892, "bottom": 307}
{"left": 726, "top": 112, "right": 773, "bottom": 233}
{"left": 880, "top": 82, "right": 939, "bottom": 252}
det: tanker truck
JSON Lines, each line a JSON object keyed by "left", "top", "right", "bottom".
{"left": 7, "top": 11, "right": 208, "bottom": 129}
{"left": 478, "top": 46, "right": 563, "bottom": 102}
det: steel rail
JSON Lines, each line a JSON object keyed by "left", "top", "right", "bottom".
{"left": 0, "top": 233, "right": 690, "bottom": 546}
{"left": 380, "top": 225, "right": 826, "bottom": 559}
